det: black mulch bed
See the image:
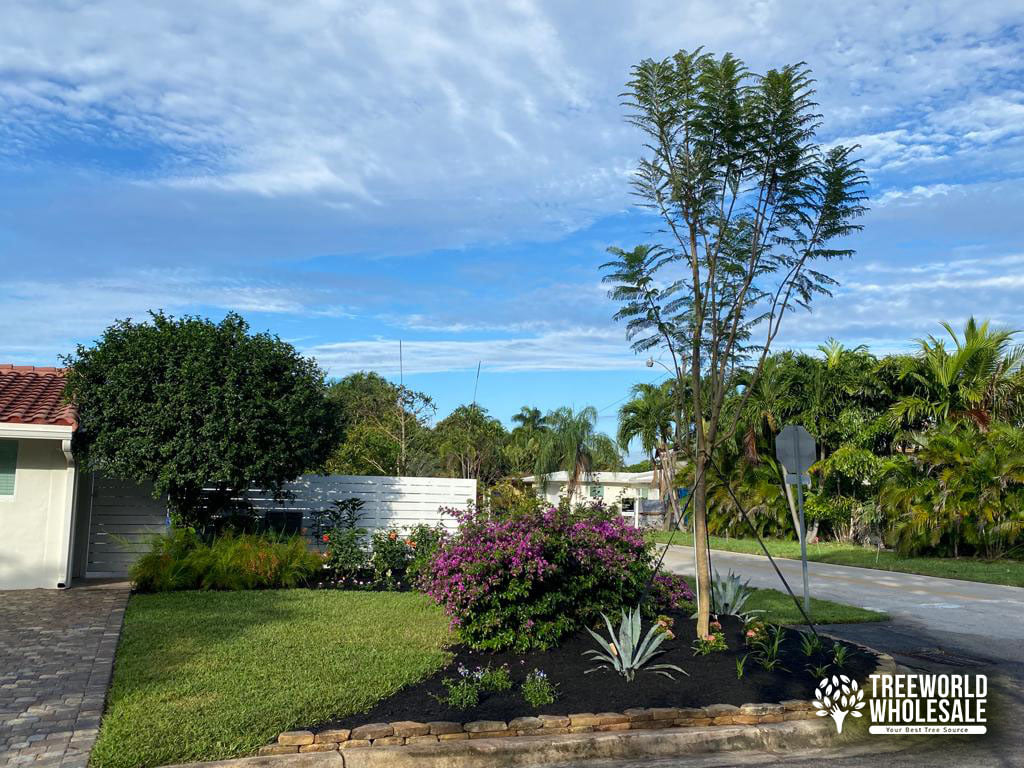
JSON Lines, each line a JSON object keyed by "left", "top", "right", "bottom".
{"left": 317, "top": 611, "right": 876, "bottom": 731}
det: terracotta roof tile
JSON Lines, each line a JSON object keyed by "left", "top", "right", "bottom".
{"left": 0, "top": 365, "right": 78, "bottom": 429}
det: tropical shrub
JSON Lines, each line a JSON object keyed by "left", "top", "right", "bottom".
{"left": 649, "top": 572, "right": 695, "bottom": 613}
{"left": 406, "top": 524, "right": 446, "bottom": 585}
{"left": 318, "top": 499, "right": 369, "bottom": 582}
{"left": 880, "top": 421, "right": 1024, "bottom": 558}
{"left": 422, "top": 497, "right": 654, "bottom": 650}
{"left": 370, "top": 529, "right": 411, "bottom": 588}
{"left": 132, "top": 530, "right": 322, "bottom": 592}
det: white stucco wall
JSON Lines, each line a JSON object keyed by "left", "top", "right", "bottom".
{"left": 537, "top": 479, "right": 661, "bottom": 507}
{"left": 0, "top": 435, "right": 76, "bottom": 590}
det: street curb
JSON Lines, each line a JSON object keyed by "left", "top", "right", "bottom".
{"left": 169, "top": 719, "right": 836, "bottom": 768}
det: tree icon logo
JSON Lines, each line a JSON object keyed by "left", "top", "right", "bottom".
{"left": 814, "top": 674, "right": 866, "bottom": 733}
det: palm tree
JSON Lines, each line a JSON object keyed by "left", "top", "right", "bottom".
{"left": 616, "top": 382, "right": 675, "bottom": 467}
{"left": 890, "top": 317, "right": 1024, "bottom": 429}
{"left": 511, "top": 406, "right": 548, "bottom": 433}
{"left": 535, "top": 406, "right": 620, "bottom": 500}
{"left": 618, "top": 382, "right": 677, "bottom": 528}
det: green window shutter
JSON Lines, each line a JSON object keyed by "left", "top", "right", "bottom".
{"left": 0, "top": 441, "right": 17, "bottom": 496}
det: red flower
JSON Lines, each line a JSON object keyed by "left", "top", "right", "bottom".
{"left": 322, "top": 534, "right": 330, "bottom": 543}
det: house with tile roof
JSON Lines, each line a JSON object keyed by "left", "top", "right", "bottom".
{"left": 0, "top": 365, "right": 83, "bottom": 589}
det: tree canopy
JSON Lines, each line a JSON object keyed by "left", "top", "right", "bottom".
{"left": 64, "top": 312, "right": 341, "bottom": 525}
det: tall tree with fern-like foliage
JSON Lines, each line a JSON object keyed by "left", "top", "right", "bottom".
{"left": 602, "top": 49, "right": 868, "bottom": 637}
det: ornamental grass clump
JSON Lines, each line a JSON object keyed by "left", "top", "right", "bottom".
{"left": 422, "top": 497, "right": 656, "bottom": 651}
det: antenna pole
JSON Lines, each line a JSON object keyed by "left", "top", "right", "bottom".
{"left": 398, "top": 340, "right": 405, "bottom": 477}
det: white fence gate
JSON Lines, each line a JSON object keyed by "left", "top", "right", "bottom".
{"left": 83, "top": 474, "right": 477, "bottom": 578}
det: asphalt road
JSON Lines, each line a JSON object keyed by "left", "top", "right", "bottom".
{"left": 659, "top": 544, "right": 1024, "bottom": 678}
{"left": 571, "top": 544, "right": 1024, "bottom": 767}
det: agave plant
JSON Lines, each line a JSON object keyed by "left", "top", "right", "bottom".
{"left": 711, "top": 569, "right": 760, "bottom": 618}
{"left": 583, "top": 605, "right": 687, "bottom": 682}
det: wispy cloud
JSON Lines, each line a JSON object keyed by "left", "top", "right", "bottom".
{"left": 1, "top": 0, "right": 1023, "bottom": 384}
{"left": 305, "top": 328, "right": 644, "bottom": 376}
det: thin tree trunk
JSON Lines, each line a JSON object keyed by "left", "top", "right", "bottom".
{"left": 693, "top": 448, "right": 712, "bottom": 633}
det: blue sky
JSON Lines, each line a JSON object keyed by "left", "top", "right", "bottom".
{"left": 2, "top": 1, "right": 1024, "bottom": 446}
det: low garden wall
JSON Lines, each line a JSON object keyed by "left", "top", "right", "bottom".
{"left": 263, "top": 701, "right": 818, "bottom": 754}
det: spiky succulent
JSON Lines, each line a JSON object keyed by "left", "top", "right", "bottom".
{"left": 583, "top": 605, "right": 687, "bottom": 682}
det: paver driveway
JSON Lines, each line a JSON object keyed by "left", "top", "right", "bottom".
{"left": 1, "top": 583, "right": 129, "bottom": 768}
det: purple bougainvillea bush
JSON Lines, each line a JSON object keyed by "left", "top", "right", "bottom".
{"left": 422, "top": 495, "right": 692, "bottom": 651}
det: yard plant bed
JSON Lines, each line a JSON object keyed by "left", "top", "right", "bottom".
{"left": 315, "top": 609, "right": 876, "bottom": 732}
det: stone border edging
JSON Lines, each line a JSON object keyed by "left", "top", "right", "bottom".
{"left": 263, "top": 701, "right": 816, "bottom": 755}
{"left": 175, "top": 719, "right": 840, "bottom": 768}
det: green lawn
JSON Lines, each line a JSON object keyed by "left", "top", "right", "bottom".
{"left": 91, "top": 587, "right": 881, "bottom": 767}
{"left": 649, "top": 531, "right": 1024, "bottom": 588}
{"left": 90, "top": 590, "right": 452, "bottom": 768}
{"left": 744, "top": 587, "right": 887, "bottom": 625}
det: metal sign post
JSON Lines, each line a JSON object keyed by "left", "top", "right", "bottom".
{"left": 775, "top": 424, "right": 816, "bottom": 618}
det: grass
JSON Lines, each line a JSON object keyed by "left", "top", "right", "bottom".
{"left": 90, "top": 590, "right": 452, "bottom": 768}
{"left": 744, "top": 587, "right": 887, "bottom": 625}
{"left": 649, "top": 530, "right": 1024, "bottom": 588}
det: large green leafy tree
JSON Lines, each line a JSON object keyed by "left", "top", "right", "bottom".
{"left": 325, "top": 372, "right": 436, "bottom": 476}
{"left": 435, "top": 404, "right": 508, "bottom": 485}
{"left": 64, "top": 312, "right": 341, "bottom": 526}
{"left": 602, "top": 49, "right": 868, "bottom": 636}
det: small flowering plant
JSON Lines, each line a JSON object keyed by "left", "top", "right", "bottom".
{"left": 654, "top": 614, "right": 676, "bottom": 640}
{"left": 744, "top": 619, "right": 768, "bottom": 647}
{"left": 691, "top": 619, "right": 728, "bottom": 655}
{"left": 521, "top": 668, "right": 558, "bottom": 709}
{"left": 437, "top": 663, "right": 511, "bottom": 710}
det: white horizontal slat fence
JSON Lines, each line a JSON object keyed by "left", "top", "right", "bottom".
{"left": 84, "top": 474, "right": 476, "bottom": 578}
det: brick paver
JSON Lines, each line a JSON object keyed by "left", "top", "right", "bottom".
{"left": 0, "top": 583, "right": 129, "bottom": 768}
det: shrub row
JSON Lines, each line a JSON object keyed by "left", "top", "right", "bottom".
{"left": 131, "top": 530, "right": 322, "bottom": 592}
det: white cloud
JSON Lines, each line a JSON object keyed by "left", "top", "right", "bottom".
{"left": 874, "top": 183, "right": 960, "bottom": 207}
{"left": 2, "top": 0, "right": 1022, "bottom": 241}
{"left": 305, "top": 328, "right": 645, "bottom": 376}
{"left": 2, "top": 0, "right": 1024, "bottom": 376}
{"left": 0, "top": 269, "right": 353, "bottom": 364}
